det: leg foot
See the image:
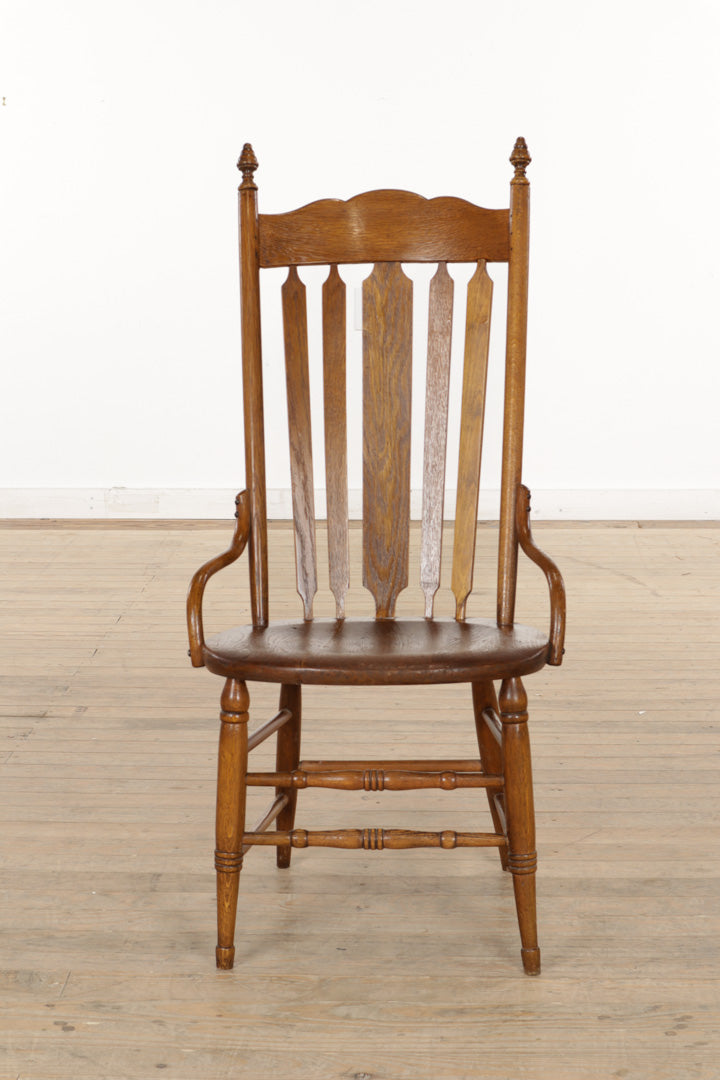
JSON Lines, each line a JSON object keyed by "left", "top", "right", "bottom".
{"left": 216, "top": 945, "right": 235, "bottom": 970}
{"left": 521, "top": 946, "right": 541, "bottom": 976}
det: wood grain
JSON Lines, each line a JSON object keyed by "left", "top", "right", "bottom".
{"left": 451, "top": 260, "right": 493, "bottom": 619}
{"left": 420, "top": 262, "right": 454, "bottom": 618}
{"left": 282, "top": 265, "right": 317, "bottom": 620}
{"left": 321, "top": 264, "right": 349, "bottom": 618}
{"left": 259, "top": 190, "right": 510, "bottom": 266}
{"left": 203, "top": 616, "right": 548, "bottom": 685}
{"left": 362, "top": 262, "right": 413, "bottom": 618}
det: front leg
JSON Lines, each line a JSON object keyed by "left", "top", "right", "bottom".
{"left": 215, "top": 678, "right": 250, "bottom": 969}
{"left": 500, "top": 676, "right": 540, "bottom": 975}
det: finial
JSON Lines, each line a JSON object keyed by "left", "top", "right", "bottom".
{"left": 237, "top": 143, "right": 258, "bottom": 190}
{"left": 510, "top": 136, "right": 531, "bottom": 182}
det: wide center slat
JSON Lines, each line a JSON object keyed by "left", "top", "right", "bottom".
{"left": 362, "top": 262, "right": 413, "bottom": 618}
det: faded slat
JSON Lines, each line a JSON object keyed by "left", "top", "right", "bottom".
{"left": 322, "top": 265, "right": 349, "bottom": 618}
{"left": 281, "top": 266, "right": 317, "bottom": 620}
{"left": 420, "top": 263, "right": 454, "bottom": 618}
{"left": 362, "top": 262, "right": 412, "bottom": 618}
{"left": 259, "top": 192, "right": 510, "bottom": 267}
{"left": 451, "top": 260, "right": 494, "bottom": 620}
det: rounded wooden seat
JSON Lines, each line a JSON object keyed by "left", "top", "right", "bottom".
{"left": 203, "top": 617, "right": 549, "bottom": 685}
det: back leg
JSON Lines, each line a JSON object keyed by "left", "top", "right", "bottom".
{"left": 471, "top": 680, "right": 508, "bottom": 869}
{"left": 275, "top": 684, "right": 302, "bottom": 868}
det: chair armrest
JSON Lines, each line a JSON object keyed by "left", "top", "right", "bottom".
{"left": 515, "top": 483, "right": 566, "bottom": 666}
{"left": 186, "top": 491, "right": 251, "bottom": 667}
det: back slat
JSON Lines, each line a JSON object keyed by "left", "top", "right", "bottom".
{"left": 362, "top": 262, "right": 413, "bottom": 618}
{"left": 322, "top": 265, "right": 349, "bottom": 618}
{"left": 281, "top": 266, "right": 317, "bottom": 620}
{"left": 260, "top": 192, "right": 510, "bottom": 266}
{"left": 420, "top": 262, "right": 454, "bottom": 618}
{"left": 451, "top": 260, "right": 493, "bottom": 620}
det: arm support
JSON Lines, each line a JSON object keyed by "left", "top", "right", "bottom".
{"left": 515, "top": 484, "right": 566, "bottom": 666}
{"left": 186, "top": 491, "right": 251, "bottom": 667}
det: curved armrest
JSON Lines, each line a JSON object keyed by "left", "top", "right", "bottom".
{"left": 515, "top": 484, "right": 566, "bottom": 666}
{"left": 186, "top": 491, "right": 251, "bottom": 667}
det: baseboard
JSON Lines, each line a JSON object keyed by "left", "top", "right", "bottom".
{"left": 1, "top": 487, "right": 719, "bottom": 521}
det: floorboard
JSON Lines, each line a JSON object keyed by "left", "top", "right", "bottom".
{"left": 0, "top": 521, "right": 718, "bottom": 1079}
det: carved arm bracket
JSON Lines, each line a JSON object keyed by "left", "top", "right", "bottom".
{"left": 186, "top": 491, "right": 251, "bottom": 667}
{"left": 515, "top": 484, "right": 566, "bottom": 666}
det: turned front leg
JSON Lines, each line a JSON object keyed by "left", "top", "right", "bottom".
{"left": 500, "top": 676, "right": 540, "bottom": 975}
{"left": 215, "top": 678, "right": 249, "bottom": 970}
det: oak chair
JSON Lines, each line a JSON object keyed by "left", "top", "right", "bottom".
{"left": 187, "top": 137, "right": 566, "bottom": 975}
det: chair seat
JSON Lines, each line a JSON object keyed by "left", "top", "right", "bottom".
{"left": 203, "top": 617, "right": 550, "bottom": 685}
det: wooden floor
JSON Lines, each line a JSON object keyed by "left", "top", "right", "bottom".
{"left": 1, "top": 520, "right": 718, "bottom": 1079}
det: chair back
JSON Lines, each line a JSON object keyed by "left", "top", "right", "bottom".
{"left": 237, "top": 139, "right": 532, "bottom": 629}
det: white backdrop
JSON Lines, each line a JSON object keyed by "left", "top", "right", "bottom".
{"left": 1, "top": 0, "right": 719, "bottom": 518}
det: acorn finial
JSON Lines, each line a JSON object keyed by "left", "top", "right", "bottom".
{"left": 237, "top": 143, "right": 258, "bottom": 190}
{"left": 510, "top": 136, "right": 531, "bottom": 181}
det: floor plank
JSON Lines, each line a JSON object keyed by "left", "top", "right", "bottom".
{"left": 0, "top": 522, "right": 719, "bottom": 1079}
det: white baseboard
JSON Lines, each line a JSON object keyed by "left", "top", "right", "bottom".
{"left": 1, "top": 487, "right": 719, "bottom": 520}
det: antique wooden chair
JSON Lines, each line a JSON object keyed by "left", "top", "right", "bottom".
{"left": 187, "top": 137, "right": 565, "bottom": 975}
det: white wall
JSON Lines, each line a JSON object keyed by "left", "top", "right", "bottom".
{"left": 1, "top": 0, "right": 719, "bottom": 518}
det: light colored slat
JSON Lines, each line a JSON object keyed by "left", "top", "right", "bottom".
{"left": 451, "top": 260, "right": 493, "bottom": 620}
{"left": 420, "top": 262, "right": 454, "bottom": 617}
{"left": 281, "top": 265, "right": 317, "bottom": 620}
{"left": 322, "top": 264, "right": 349, "bottom": 618}
{"left": 362, "top": 262, "right": 412, "bottom": 618}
